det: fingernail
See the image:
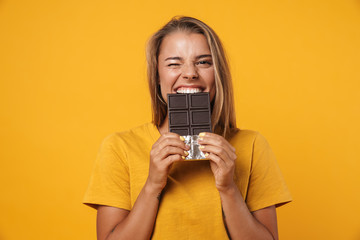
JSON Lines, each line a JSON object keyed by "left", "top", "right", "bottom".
{"left": 205, "top": 153, "right": 209, "bottom": 157}
{"left": 180, "top": 136, "right": 185, "bottom": 141}
{"left": 199, "top": 132, "right": 206, "bottom": 137}
{"left": 184, "top": 151, "right": 189, "bottom": 156}
{"left": 182, "top": 156, "right": 186, "bottom": 160}
{"left": 198, "top": 137, "right": 203, "bottom": 141}
{"left": 199, "top": 145, "right": 205, "bottom": 149}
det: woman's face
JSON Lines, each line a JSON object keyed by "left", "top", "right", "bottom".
{"left": 157, "top": 31, "right": 215, "bottom": 103}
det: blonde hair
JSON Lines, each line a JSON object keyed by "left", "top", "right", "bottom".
{"left": 146, "top": 16, "right": 237, "bottom": 138}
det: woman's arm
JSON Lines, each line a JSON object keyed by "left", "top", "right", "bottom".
{"left": 198, "top": 132, "right": 278, "bottom": 240}
{"left": 219, "top": 185, "right": 278, "bottom": 240}
{"left": 96, "top": 133, "right": 189, "bottom": 240}
{"left": 97, "top": 180, "right": 161, "bottom": 240}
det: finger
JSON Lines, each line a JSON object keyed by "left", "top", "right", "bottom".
{"left": 159, "top": 132, "right": 186, "bottom": 141}
{"left": 198, "top": 133, "right": 236, "bottom": 158}
{"left": 199, "top": 132, "right": 235, "bottom": 152}
{"left": 153, "top": 138, "right": 188, "bottom": 154}
{"left": 156, "top": 133, "right": 189, "bottom": 150}
{"left": 153, "top": 132, "right": 182, "bottom": 147}
{"left": 166, "top": 154, "right": 186, "bottom": 164}
{"left": 205, "top": 152, "right": 227, "bottom": 169}
{"left": 155, "top": 154, "right": 185, "bottom": 172}
{"left": 149, "top": 154, "right": 184, "bottom": 178}
{"left": 200, "top": 144, "right": 233, "bottom": 166}
{"left": 156, "top": 139, "right": 189, "bottom": 154}
{"left": 155, "top": 146, "right": 189, "bottom": 161}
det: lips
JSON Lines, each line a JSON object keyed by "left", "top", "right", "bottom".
{"left": 176, "top": 87, "right": 203, "bottom": 94}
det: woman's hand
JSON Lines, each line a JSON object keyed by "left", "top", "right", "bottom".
{"left": 197, "top": 132, "right": 237, "bottom": 192}
{"left": 147, "top": 132, "right": 190, "bottom": 193}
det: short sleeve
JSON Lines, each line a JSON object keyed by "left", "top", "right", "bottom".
{"left": 245, "top": 133, "right": 292, "bottom": 212}
{"left": 83, "top": 134, "right": 131, "bottom": 210}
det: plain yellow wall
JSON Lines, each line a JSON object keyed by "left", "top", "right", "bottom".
{"left": 1, "top": 0, "right": 359, "bottom": 239}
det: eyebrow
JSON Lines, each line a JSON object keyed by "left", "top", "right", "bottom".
{"left": 164, "top": 54, "right": 212, "bottom": 61}
{"left": 165, "top": 56, "right": 181, "bottom": 61}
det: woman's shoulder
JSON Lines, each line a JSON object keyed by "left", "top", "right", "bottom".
{"left": 229, "top": 128, "right": 271, "bottom": 150}
{"left": 229, "top": 128, "right": 260, "bottom": 142}
{"left": 102, "top": 123, "right": 157, "bottom": 147}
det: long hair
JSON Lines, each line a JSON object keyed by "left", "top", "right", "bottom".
{"left": 146, "top": 16, "right": 237, "bottom": 138}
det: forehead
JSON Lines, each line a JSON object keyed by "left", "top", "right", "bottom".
{"left": 159, "top": 32, "right": 211, "bottom": 57}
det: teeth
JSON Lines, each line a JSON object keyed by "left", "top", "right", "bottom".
{"left": 176, "top": 88, "right": 202, "bottom": 94}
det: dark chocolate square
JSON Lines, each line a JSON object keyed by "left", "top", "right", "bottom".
{"left": 190, "top": 110, "right": 211, "bottom": 125}
{"left": 190, "top": 94, "right": 209, "bottom": 108}
{"left": 170, "top": 128, "right": 190, "bottom": 136}
{"left": 192, "top": 127, "right": 211, "bottom": 135}
{"left": 169, "top": 111, "right": 189, "bottom": 126}
{"left": 168, "top": 94, "right": 188, "bottom": 109}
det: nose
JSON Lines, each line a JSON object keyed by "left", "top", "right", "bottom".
{"left": 182, "top": 63, "right": 199, "bottom": 80}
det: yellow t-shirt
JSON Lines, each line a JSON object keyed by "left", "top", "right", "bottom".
{"left": 83, "top": 123, "right": 292, "bottom": 239}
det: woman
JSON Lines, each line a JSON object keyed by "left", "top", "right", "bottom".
{"left": 84, "top": 16, "right": 292, "bottom": 240}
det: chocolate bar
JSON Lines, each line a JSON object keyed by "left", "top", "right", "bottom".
{"left": 167, "top": 92, "right": 212, "bottom": 136}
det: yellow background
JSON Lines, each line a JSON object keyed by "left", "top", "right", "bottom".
{"left": 1, "top": 0, "right": 359, "bottom": 239}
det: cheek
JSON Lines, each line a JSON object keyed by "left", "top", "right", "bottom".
{"left": 158, "top": 69, "right": 180, "bottom": 101}
{"left": 203, "top": 70, "right": 215, "bottom": 87}
{"left": 159, "top": 70, "right": 179, "bottom": 87}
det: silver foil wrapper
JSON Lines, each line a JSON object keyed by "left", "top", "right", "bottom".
{"left": 183, "top": 135, "right": 208, "bottom": 160}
